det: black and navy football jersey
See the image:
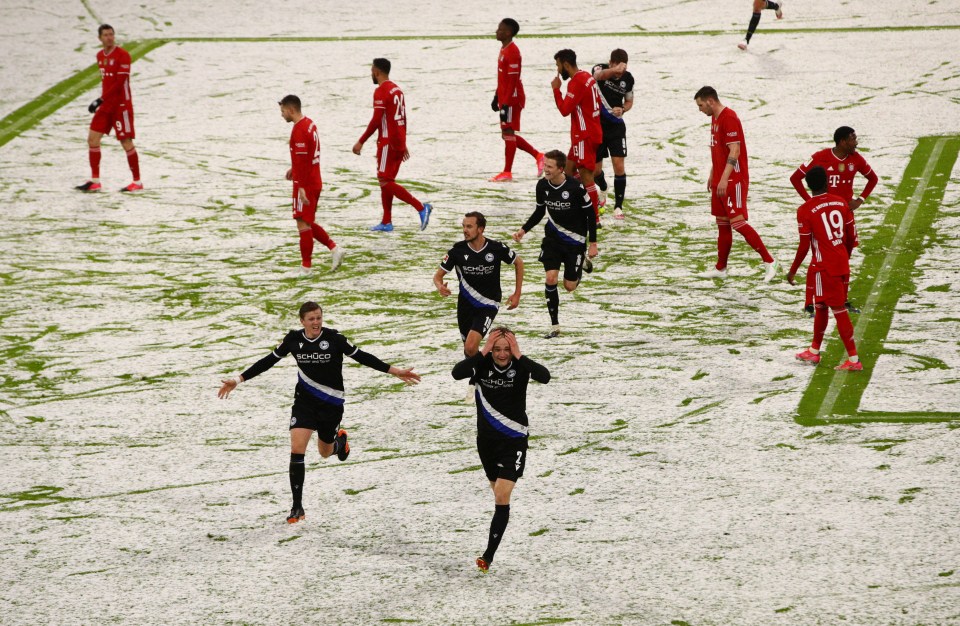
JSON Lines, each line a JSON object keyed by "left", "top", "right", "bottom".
{"left": 592, "top": 63, "right": 635, "bottom": 125}
{"left": 523, "top": 176, "right": 597, "bottom": 246}
{"left": 440, "top": 239, "right": 517, "bottom": 309}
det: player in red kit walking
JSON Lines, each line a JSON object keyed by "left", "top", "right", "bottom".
{"left": 76, "top": 24, "right": 142, "bottom": 193}
{"left": 489, "top": 18, "right": 544, "bottom": 183}
{"left": 790, "top": 126, "right": 878, "bottom": 315}
{"left": 552, "top": 49, "right": 604, "bottom": 223}
{"left": 353, "top": 58, "right": 433, "bottom": 232}
{"left": 280, "top": 95, "right": 344, "bottom": 276}
{"left": 694, "top": 86, "right": 778, "bottom": 282}
{"left": 786, "top": 166, "right": 862, "bottom": 371}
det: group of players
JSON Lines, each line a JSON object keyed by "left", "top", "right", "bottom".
{"left": 78, "top": 17, "right": 879, "bottom": 572}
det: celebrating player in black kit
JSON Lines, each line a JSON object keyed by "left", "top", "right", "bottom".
{"left": 217, "top": 301, "right": 420, "bottom": 524}
{"left": 452, "top": 327, "right": 550, "bottom": 573}
{"left": 514, "top": 150, "right": 598, "bottom": 338}
{"left": 592, "top": 49, "right": 634, "bottom": 220}
{"left": 433, "top": 212, "right": 524, "bottom": 358}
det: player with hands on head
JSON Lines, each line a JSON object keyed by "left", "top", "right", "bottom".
{"left": 452, "top": 327, "right": 550, "bottom": 573}
{"left": 514, "top": 150, "right": 597, "bottom": 338}
{"left": 591, "top": 49, "right": 634, "bottom": 220}
{"left": 217, "top": 301, "right": 420, "bottom": 524}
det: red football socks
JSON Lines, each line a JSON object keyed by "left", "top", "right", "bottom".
{"left": 125, "top": 147, "right": 140, "bottom": 181}
{"left": 298, "top": 229, "right": 314, "bottom": 268}
{"left": 503, "top": 135, "right": 517, "bottom": 173}
{"left": 89, "top": 147, "right": 101, "bottom": 179}
{"left": 585, "top": 183, "right": 600, "bottom": 218}
{"left": 383, "top": 181, "right": 423, "bottom": 212}
{"left": 833, "top": 307, "right": 858, "bottom": 357}
{"left": 732, "top": 221, "right": 774, "bottom": 263}
{"left": 379, "top": 184, "right": 394, "bottom": 224}
{"left": 515, "top": 135, "right": 538, "bottom": 157}
{"left": 311, "top": 223, "right": 335, "bottom": 250}
{"left": 812, "top": 304, "right": 829, "bottom": 350}
{"left": 716, "top": 222, "right": 733, "bottom": 270}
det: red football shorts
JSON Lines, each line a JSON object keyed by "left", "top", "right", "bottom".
{"left": 499, "top": 105, "right": 521, "bottom": 132}
{"left": 568, "top": 136, "right": 599, "bottom": 170}
{"left": 292, "top": 187, "right": 321, "bottom": 223}
{"left": 812, "top": 271, "right": 849, "bottom": 308}
{"left": 376, "top": 142, "right": 404, "bottom": 180}
{"left": 91, "top": 105, "right": 135, "bottom": 140}
{"left": 710, "top": 179, "right": 748, "bottom": 220}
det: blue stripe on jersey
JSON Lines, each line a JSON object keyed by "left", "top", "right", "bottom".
{"left": 459, "top": 278, "right": 500, "bottom": 309}
{"left": 546, "top": 218, "right": 587, "bottom": 246}
{"left": 476, "top": 387, "right": 528, "bottom": 438}
{"left": 297, "top": 370, "right": 346, "bottom": 406}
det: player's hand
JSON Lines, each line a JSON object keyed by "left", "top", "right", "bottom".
{"left": 436, "top": 281, "right": 451, "bottom": 297}
{"left": 612, "top": 106, "right": 624, "bottom": 118}
{"left": 551, "top": 75, "right": 562, "bottom": 90}
{"left": 506, "top": 291, "right": 520, "bottom": 310}
{"left": 403, "top": 149, "right": 411, "bottom": 161}
{"left": 588, "top": 242, "right": 598, "bottom": 258}
{"left": 786, "top": 272, "right": 796, "bottom": 286}
{"left": 217, "top": 378, "right": 239, "bottom": 399}
{"left": 389, "top": 366, "right": 421, "bottom": 385}
{"left": 352, "top": 142, "right": 363, "bottom": 155}
{"left": 716, "top": 179, "right": 728, "bottom": 198}
{"left": 88, "top": 98, "right": 103, "bottom": 114}
{"left": 298, "top": 187, "right": 308, "bottom": 203}
{"left": 504, "top": 330, "right": 522, "bottom": 359}
{"left": 491, "top": 94, "right": 499, "bottom": 111}
{"left": 512, "top": 229, "right": 525, "bottom": 242}
{"left": 481, "top": 331, "right": 499, "bottom": 355}
{"left": 286, "top": 168, "right": 293, "bottom": 181}
{"left": 849, "top": 197, "right": 864, "bottom": 211}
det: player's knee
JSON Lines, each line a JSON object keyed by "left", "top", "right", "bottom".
{"left": 563, "top": 280, "right": 578, "bottom": 292}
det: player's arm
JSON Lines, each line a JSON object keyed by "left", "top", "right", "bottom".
{"left": 519, "top": 356, "right": 551, "bottom": 384}
{"left": 353, "top": 104, "right": 385, "bottom": 153}
{"left": 433, "top": 266, "right": 452, "bottom": 297}
{"left": 786, "top": 228, "right": 811, "bottom": 285}
{"left": 451, "top": 352, "right": 484, "bottom": 380}
{"left": 344, "top": 340, "right": 421, "bottom": 384}
{"left": 516, "top": 196, "right": 546, "bottom": 240}
{"left": 218, "top": 342, "right": 289, "bottom": 398}
{"left": 851, "top": 164, "right": 879, "bottom": 210}
{"left": 507, "top": 255, "right": 524, "bottom": 310}
{"left": 592, "top": 63, "right": 626, "bottom": 82}
{"left": 717, "top": 142, "right": 740, "bottom": 197}
{"left": 553, "top": 82, "right": 579, "bottom": 117}
{"left": 790, "top": 164, "right": 812, "bottom": 201}
{"left": 621, "top": 90, "right": 634, "bottom": 115}
{"left": 843, "top": 213, "right": 858, "bottom": 254}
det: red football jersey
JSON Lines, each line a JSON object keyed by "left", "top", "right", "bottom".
{"left": 710, "top": 107, "right": 747, "bottom": 185}
{"left": 554, "top": 70, "right": 602, "bottom": 143}
{"left": 796, "top": 149, "right": 875, "bottom": 202}
{"left": 497, "top": 42, "right": 525, "bottom": 108}
{"left": 290, "top": 116, "right": 322, "bottom": 192}
{"left": 373, "top": 80, "right": 407, "bottom": 151}
{"left": 796, "top": 193, "right": 855, "bottom": 276}
{"left": 97, "top": 46, "right": 132, "bottom": 109}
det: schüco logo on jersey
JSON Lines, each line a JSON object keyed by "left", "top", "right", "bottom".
{"left": 298, "top": 353, "right": 332, "bottom": 362}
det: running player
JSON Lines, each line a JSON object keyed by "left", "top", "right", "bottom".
{"left": 353, "top": 58, "right": 433, "bottom": 232}
{"left": 280, "top": 95, "right": 345, "bottom": 276}
{"left": 592, "top": 49, "right": 634, "bottom": 220}
{"left": 217, "top": 301, "right": 421, "bottom": 524}
{"left": 552, "top": 49, "right": 603, "bottom": 222}
{"left": 513, "top": 150, "right": 597, "bottom": 338}
{"left": 786, "top": 167, "right": 862, "bottom": 371}
{"left": 434, "top": 212, "right": 524, "bottom": 358}
{"left": 790, "top": 126, "right": 878, "bottom": 315}
{"left": 75, "top": 24, "right": 142, "bottom": 193}
{"left": 694, "top": 86, "right": 778, "bottom": 282}
{"left": 738, "top": 0, "right": 784, "bottom": 51}
{"left": 489, "top": 18, "right": 545, "bottom": 183}
{"left": 451, "top": 327, "right": 550, "bottom": 573}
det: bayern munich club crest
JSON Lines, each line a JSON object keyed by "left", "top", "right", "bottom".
{"left": 485, "top": 253, "right": 495, "bottom": 262}
{"left": 319, "top": 341, "right": 329, "bottom": 350}
{"left": 561, "top": 191, "right": 570, "bottom": 199}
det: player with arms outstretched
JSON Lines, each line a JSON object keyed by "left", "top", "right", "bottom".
{"left": 513, "top": 150, "right": 597, "bottom": 338}
{"left": 552, "top": 49, "right": 604, "bottom": 222}
{"left": 489, "top": 18, "right": 544, "bottom": 182}
{"left": 452, "top": 327, "right": 550, "bottom": 573}
{"left": 786, "top": 167, "right": 862, "bottom": 371}
{"left": 217, "top": 301, "right": 421, "bottom": 523}
{"left": 353, "top": 58, "right": 433, "bottom": 232}
{"left": 76, "top": 24, "right": 142, "bottom": 193}
{"left": 694, "top": 86, "right": 778, "bottom": 282}
{"left": 279, "top": 95, "right": 344, "bottom": 276}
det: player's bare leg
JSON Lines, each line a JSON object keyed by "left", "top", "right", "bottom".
{"left": 464, "top": 330, "right": 483, "bottom": 357}
{"left": 593, "top": 161, "right": 608, "bottom": 212}
{"left": 118, "top": 137, "right": 143, "bottom": 192}
{"left": 478, "top": 478, "right": 516, "bottom": 572}
{"left": 77, "top": 129, "right": 105, "bottom": 192}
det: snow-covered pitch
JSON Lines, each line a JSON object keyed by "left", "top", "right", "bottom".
{"left": 1, "top": 1, "right": 959, "bottom": 624}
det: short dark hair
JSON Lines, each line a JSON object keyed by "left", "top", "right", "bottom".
{"left": 278, "top": 94, "right": 301, "bottom": 110}
{"left": 299, "top": 301, "right": 322, "bottom": 319}
{"left": 805, "top": 166, "right": 828, "bottom": 194}
{"left": 372, "top": 58, "right": 391, "bottom": 75}
{"left": 98, "top": 24, "right": 114, "bottom": 36}
{"left": 544, "top": 149, "right": 566, "bottom": 169}
{"left": 464, "top": 211, "right": 486, "bottom": 229}
{"left": 554, "top": 49, "right": 577, "bottom": 67}
{"left": 694, "top": 86, "right": 719, "bottom": 101}
{"left": 610, "top": 48, "right": 628, "bottom": 65}
{"left": 501, "top": 18, "right": 520, "bottom": 36}
{"left": 833, "top": 126, "right": 855, "bottom": 145}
